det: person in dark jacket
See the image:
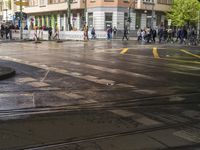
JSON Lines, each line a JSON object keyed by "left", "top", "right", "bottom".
{"left": 122, "top": 27, "right": 128, "bottom": 41}
{"left": 158, "top": 26, "right": 164, "bottom": 43}
{"left": 180, "top": 28, "right": 187, "bottom": 44}
{"left": 152, "top": 28, "right": 157, "bottom": 43}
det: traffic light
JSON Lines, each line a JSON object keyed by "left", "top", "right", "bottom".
{"left": 82, "top": 16, "right": 85, "bottom": 21}
{"left": 127, "top": 17, "right": 132, "bottom": 23}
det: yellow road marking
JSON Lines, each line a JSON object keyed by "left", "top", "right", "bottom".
{"left": 120, "top": 48, "right": 129, "bottom": 54}
{"left": 180, "top": 49, "right": 200, "bottom": 59}
{"left": 153, "top": 47, "right": 160, "bottom": 59}
{"left": 160, "top": 57, "right": 200, "bottom": 64}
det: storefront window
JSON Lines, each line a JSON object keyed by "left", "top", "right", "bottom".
{"left": 105, "top": 13, "right": 113, "bottom": 29}
{"left": 135, "top": 12, "right": 141, "bottom": 29}
{"left": 88, "top": 13, "right": 93, "bottom": 28}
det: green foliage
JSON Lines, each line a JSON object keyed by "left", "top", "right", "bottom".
{"left": 167, "top": 0, "right": 200, "bottom": 27}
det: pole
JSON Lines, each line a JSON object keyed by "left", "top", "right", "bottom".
{"left": 198, "top": 11, "right": 200, "bottom": 38}
{"left": 84, "top": 0, "right": 87, "bottom": 23}
{"left": 128, "top": 7, "right": 131, "bottom": 32}
{"left": 67, "top": 0, "right": 71, "bottom": 30}
{"left": 151, "top": 3, "right": 154, "bottom": 28}
{"left": 20, "top": 0, "right": 23, "bottom": 39}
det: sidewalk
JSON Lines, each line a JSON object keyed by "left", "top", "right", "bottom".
{"left": 0, "top": 66, "right": 15, "bottom": 80}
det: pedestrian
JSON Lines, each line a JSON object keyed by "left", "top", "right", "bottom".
{"left": 34, "top": 24, "right": 39, "bottom": 41}
{"left": 48, "top": 27, "right": 52, "bottom": 40}
{"left": 113, "top": 26, "right": 117, "bottom": 38}
{"left": 91, "top": 27, "right": 96, "bottom": 39}
{"left": 107, "top": 26, "right": 112, "bottom": 40}
{"left": 145, "top": 27, "right": 150, "bottom": 43}
{"left": 0, "top": 24, "right": 4, "bottom": 39}
{"left": 176, "top": 28, "right": 181, "bottom": 43}
{"left": 158, "top": 26, "right": 164, "bottom": 43}
{"left": 180, "top": 27, "right": 187, "bottom": 44}
{"left": 152, "top": 28, "right": 157, "bottom": 43}
{"left": 53, "top": 25, "right": 59, "bottom": 40}
{"left": 83, "top": 24, "right": 89, "bottom": 41}
{"left": 122, "top": 27, "right": 128, "bottom": 41}
{"left": 109, "top": 27, "right": 113, "bottom": 39}
{"left": 137, "top": 29, "right": 142, "bottom": 42}
{"left": 5, "top": 25, "right": 9, "bottom": 39}
{"left": 141, "top": 29, "right": 146, "bottom": 42}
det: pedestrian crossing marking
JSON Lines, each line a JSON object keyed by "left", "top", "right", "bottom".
{"left": 110, "top": 109, "right": 161, "bottom": 126}
{"left": 109, "top": 109, "right": 136, "bottom": 117}
{"left": 180, "top": 49, "right": 200, "bottom": 59}
{"left": 153, "top": 47, "right": 160, "bottom": 59}
{"left": 173, "top": 130, "right": 200, "bottom": 143}
{"left": 120, "top": 48, "right": 129, "bottom": 54}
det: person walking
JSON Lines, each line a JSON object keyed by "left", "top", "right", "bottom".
{"left": 107, "top": 26, "right": 112, "bottom": 40}
{"left": 152, "top": 28, "right": 157, "bottom": 43}
{"left": 1, "top": 24, "right": 4, "bottom": 39}
{"left": 180, "top": 27, "right": 187, "bottom": 44}
{"left": 83, "top": 24, "right": 89, "bottom": 41}
{"left": 113, "top": 26, "right": 117, "bottom": 38}
{"left": 137, "top": 29, "right": 142, "bottom": 42}
{"left": 91, "top": 27, "right": 96, "bottom": 39}
{"left": 158, "top": 26, "right": 164, "bottom": 43}
{"left": 48, "top": 27, "right": 52, "bottom": 40}
{"left": 122, "top": 27, "right": 128, "bottom": 41}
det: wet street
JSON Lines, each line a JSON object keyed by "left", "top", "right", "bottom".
{"left": 0, "top": 40, "right": 200, "bottom": 150}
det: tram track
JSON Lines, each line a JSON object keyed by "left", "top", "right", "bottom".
{"left": 20, "top": 120, "right": 199, "bottom": 150}
{"left": 0, "top": 92, "right": 199, "bottom": 120}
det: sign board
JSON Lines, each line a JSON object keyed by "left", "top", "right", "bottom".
{"left": 168, "top": 19, "right": 172, "bottom": 26}
{"left": 14, "top": 1, "right": 29, "bottom": 6}
{"left": 147, "top": 16, "right": 152, "bottom": 18}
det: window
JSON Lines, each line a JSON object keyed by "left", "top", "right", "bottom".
{"left": 135, "top": 12, "right": 141, "bottom": 29}
{"left": 143, "top": 0, "right": 154, "bottom": 3}
{"left": 124, "top": 12, "right": 128, "bottom": 27}
{"left": 157, "top": 0, "right": 172, "bottom": 5}
{"left": 29, "top": 0, "right": 38, "bottom": 6}
{"left": 105, "top": 13, "right": 113, "bottom": 29}
{"left": 40, "top": 0, "right": 45, "bottom": 6}
{"left": 88, "top": 13, "right": 93, "bottom": 28}
{"left": 48, "top": 0, "right": 66, "bottom": 4}
{"left": 104, "top": 0, "right": 114, "bottom": 2}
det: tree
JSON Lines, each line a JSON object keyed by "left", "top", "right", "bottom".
{"left": 167, "top": 0, "right": 200, "bottom": 27}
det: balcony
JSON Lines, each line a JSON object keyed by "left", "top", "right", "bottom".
{"left": 24, "top": 0, "right": 85, "bottom": 14}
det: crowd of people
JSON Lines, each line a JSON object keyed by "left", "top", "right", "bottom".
{"left": 0, "top": 24, "right": 21, "bottom": 40}
{"left": 1, "top": 23, "right": 199, "bottom": 45}
{"left": 136, "top": 26, "right": 198, "bottom": 45}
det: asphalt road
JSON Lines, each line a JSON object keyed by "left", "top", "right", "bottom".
{"left": 0, "top": 40, "right": 199, "bottom": 150}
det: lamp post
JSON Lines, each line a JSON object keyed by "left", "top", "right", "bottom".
{"left": 67, "top": 0, "right": 72, "bottom": 30}
{"left": 84, "top": 0, "right": 87, "bottom": 24}
{"left": 20, "top": 0, "right": 23, "bottom": 39}
{"left": 198, "top": 10, "right": 200, "bottom": 37}
{"left": 127, "top": 0, "right": 136, "bottom": 32}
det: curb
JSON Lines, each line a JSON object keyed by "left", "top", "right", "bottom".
{"left": 0, "top": 67, "right": 16, "bottom": 80}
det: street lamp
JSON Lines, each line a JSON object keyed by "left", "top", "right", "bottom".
{"left": 198, "top": 11, "right": 200, "bottom": 38}
{"left": 67, "top": 0, "right": 72, "bottom": 30}
{"left": 127, "top": 0, "right": 136, "bottom": 32}
{"left": 84, "top": 0, "right": 87, "bottom": 24}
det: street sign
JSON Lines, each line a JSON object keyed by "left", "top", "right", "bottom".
{"left": 168, "top": 19, "right": 172, "bottom": 26}
{"left": 14, "top": 1, "right": 29, "bottom": 6}
{"left": 147, "top": 16, "right": 152, "bottom": 18}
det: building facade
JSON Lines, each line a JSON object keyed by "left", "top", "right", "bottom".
{"left": 24, "top": 0, "right": 172, "bottom": 31}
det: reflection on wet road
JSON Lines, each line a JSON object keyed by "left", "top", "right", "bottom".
{"left": 0, "top": 41, "right": 199, "bottom": 150}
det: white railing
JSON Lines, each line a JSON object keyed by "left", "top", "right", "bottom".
{"left": 11, "top": 30, "right": 107, "bottom": 41}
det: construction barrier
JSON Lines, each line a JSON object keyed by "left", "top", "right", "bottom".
{"left": 10, "top": 30, "right": 107, "bottom": 41}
